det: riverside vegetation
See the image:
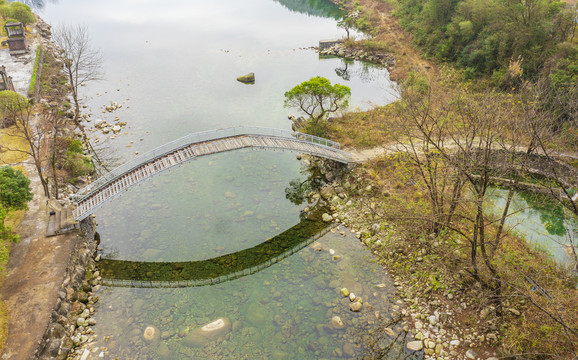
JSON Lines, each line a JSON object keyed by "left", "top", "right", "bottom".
{"left": 0, "top": 16, "right": 100, "bottom": 354}
{"left": 297, "top": 0, "right": 578, "bottom": 358}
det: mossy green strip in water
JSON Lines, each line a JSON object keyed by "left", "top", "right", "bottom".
{"left": 99, "top": 209, "right": 331, "bottom": 286}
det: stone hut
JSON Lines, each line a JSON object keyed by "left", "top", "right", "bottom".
{"left": 4, "top": 22, "right": 28, "bottom": 55}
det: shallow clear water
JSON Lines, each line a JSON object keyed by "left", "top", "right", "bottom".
{"left": 487, "top": 187, "right": 578, "bottom": 269}
{"left": 93, "top": 229, "right": 416, "bottom": 360}
{"left": 33, "top": 0, "right": 416, "bottom": 358}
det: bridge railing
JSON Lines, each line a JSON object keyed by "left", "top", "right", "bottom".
{"left": 72, "top": 126, "right": 343, "bottom": 202}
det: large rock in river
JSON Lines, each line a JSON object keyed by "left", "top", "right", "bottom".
{"left": 237, "top": 72, "right": 255, "bottom": 84}
{"left": 182, "top": 318, "right": 232, "bottom": 348}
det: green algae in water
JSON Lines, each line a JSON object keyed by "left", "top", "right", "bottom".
{"left": 99, "top": 209, "right": 332, "bottom": 286}
{"left": 487, "top": 187, "right": 578, "bottom": 268}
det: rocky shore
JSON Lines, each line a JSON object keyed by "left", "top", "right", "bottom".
{"left": 317, "top": 42, "right": 396, "bottom": 69}
{"left": 305, "top": 155, "right": 502, "bottom": 360}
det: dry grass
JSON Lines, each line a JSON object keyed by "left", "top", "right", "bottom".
{"left": 327, "top": 106, "right": 398, "bottom": 148}
{"left": 0, "top": 126, "right": 28, "bottom": 164}
{"left": 355, "top": 156, "right": 578, "bottom": 359}
{"left": 0, "top": 300, "right": 8, "bottom": 354}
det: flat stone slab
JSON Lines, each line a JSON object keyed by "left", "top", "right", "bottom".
{"left": 0, "top": 39, "right": 37, "bottom": 95}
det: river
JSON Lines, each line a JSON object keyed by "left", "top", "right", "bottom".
{"left": 33, "top": 0, "right": 418, "bottom": 359}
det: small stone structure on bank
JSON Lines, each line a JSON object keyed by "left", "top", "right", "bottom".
{"left": 4, "top": 22, "right": 28, "bottom": 56}
{"left": 319, "top": 39, "right": 343, "bottom": 51}
{"left": 318, "top": 41, "right": 396, "bottom": 68}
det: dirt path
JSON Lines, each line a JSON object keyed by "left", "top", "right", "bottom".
{"left": 0, "top": 161, "right": 77, "bottom": 360}
{"left": 350, "top": 0, "right": 436, "bottom": 80}
{"left": 347, "top": 145, "right": 398, "bottom": 162}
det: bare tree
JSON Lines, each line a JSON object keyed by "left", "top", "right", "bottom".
{"left": 390, "top": 76, "right": 527, "bottom": 308}
{"left": 52, "top": 24, "right": 103, "bottom": 122}
{"left": 38, "top": 105, "right": 69, "bottom": 199}
{"left": 0, "top": 91, "right": 49, "bottom": 197}
{"left": 389, "top": 75, "right": 578, "bottom": 356}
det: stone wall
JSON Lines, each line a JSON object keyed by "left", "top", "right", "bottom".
{"left": 319, "top": 39, "right": 344, "bottom": 51}
{"left": 34, "top": 218, "right": 98, "bottom": 360}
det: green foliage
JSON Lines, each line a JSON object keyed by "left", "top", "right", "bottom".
{"left": 0, "top": 167, "right": 32, "bottom": 244}
{"left": 4, "top": 2, "right": 34, "bottom": 25}
{"left": 0, "top": 166, "right": 33, "bottom": 211}
{"left": 0, "top": 90, "right": 30, "bottom": 117}
{"left": 402, "top": 71, "right": 430, "bottom": 97}
{"left": 393, "top": 0, "right": 575, "bottom": 83}
{"left": 67, "top": 138, "right": 85, "bottom": 154}
{"left": 284, "top": 76, "right": 351, "bottom": 125}
{"left": 0, "top": 206, "right": 17, "bottom": 243}
{"left": 64, "top": 139, "right": 94, "bottom": 177}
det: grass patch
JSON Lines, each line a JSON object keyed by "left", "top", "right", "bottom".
{"left": 28, "top": 46, "right": 41, "bottom": 96}
{"left": 327, "top": 104, "right": 398, "bottom": 148}
{"left": 0, "top": 300, "right": 8, "bottom": 354}
{"left": 0, "top": 126, "right": 28, "bottom": 164}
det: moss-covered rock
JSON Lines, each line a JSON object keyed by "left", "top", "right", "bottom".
{"left": 236, "top": 72, "right": 255, "bottom": 84}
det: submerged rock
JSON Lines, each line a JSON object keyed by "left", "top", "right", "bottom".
{"left": 183, "top": 318, "right": 232, "bottom": 348}
{"left": 349, "top": 301, "right": 362, "bottom": 312}
{"left": 157, "top": 342, "right": 171, "bottom": 359}
{"left": 331, "top": 316, "right": 344, "bottom": 328}
{"left": 143, "top": 325, "right": 160, "bottom": 343}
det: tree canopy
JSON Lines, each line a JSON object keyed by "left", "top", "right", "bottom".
{"left": 0, "top": 2, "right": 35, "bottom": 25}
{"left": 0, "top": 166, "right": 33, "bottom": 211}
{"left": 284, "top": 76, "right": 351, "bottom": 125}
{"left": 0, "top": 90, "right": 30, "bottom": 114}
{"left": 394, "top": 0, "right": 577, "bottom": 88}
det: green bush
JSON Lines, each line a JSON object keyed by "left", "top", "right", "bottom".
{"left": 64, "top": 139, "right": 94, "bottom": 177}
{"left": 67, "top": 138, "right": 85, "bottom": 154}
{"left": 5, "top": 2, "right": 34, "bottom": 26}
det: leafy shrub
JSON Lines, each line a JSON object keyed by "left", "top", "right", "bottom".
{"left": 64, "top": 139, "right": 94, "bottom": 177}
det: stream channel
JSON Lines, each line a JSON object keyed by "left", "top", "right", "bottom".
{"left": 35, "top": 0, "right": 420, "bottom": 359}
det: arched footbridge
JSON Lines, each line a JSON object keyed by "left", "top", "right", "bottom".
{"left": 72, "top": 127, "right": 353, "bottom": 221}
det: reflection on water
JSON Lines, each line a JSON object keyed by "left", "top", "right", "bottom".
{"left": 99, "top": 209, "right": 333, "bottom": 287}
{"left": 488, "top": 187, "right": 578, "bottom": 268}
{"left": 273, "top": 0, "right": 343, "bottom": 19}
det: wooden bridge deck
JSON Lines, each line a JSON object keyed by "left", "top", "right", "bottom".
{"left": 73, "top": 130, "right": 352, "bottom": 221}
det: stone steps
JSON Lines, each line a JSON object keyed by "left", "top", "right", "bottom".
{"left": 46, "top": 207, "right": 79, "bottom": 237}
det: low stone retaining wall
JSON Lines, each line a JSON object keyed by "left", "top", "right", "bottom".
{"left": 319, "top": 39, "right": 344, "bottom": 51}
{"left": 35, "top": 218, "right": 98, "bottom": 360}
{"left": 318, "top": 42, "right": 396, "bottom": 68}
